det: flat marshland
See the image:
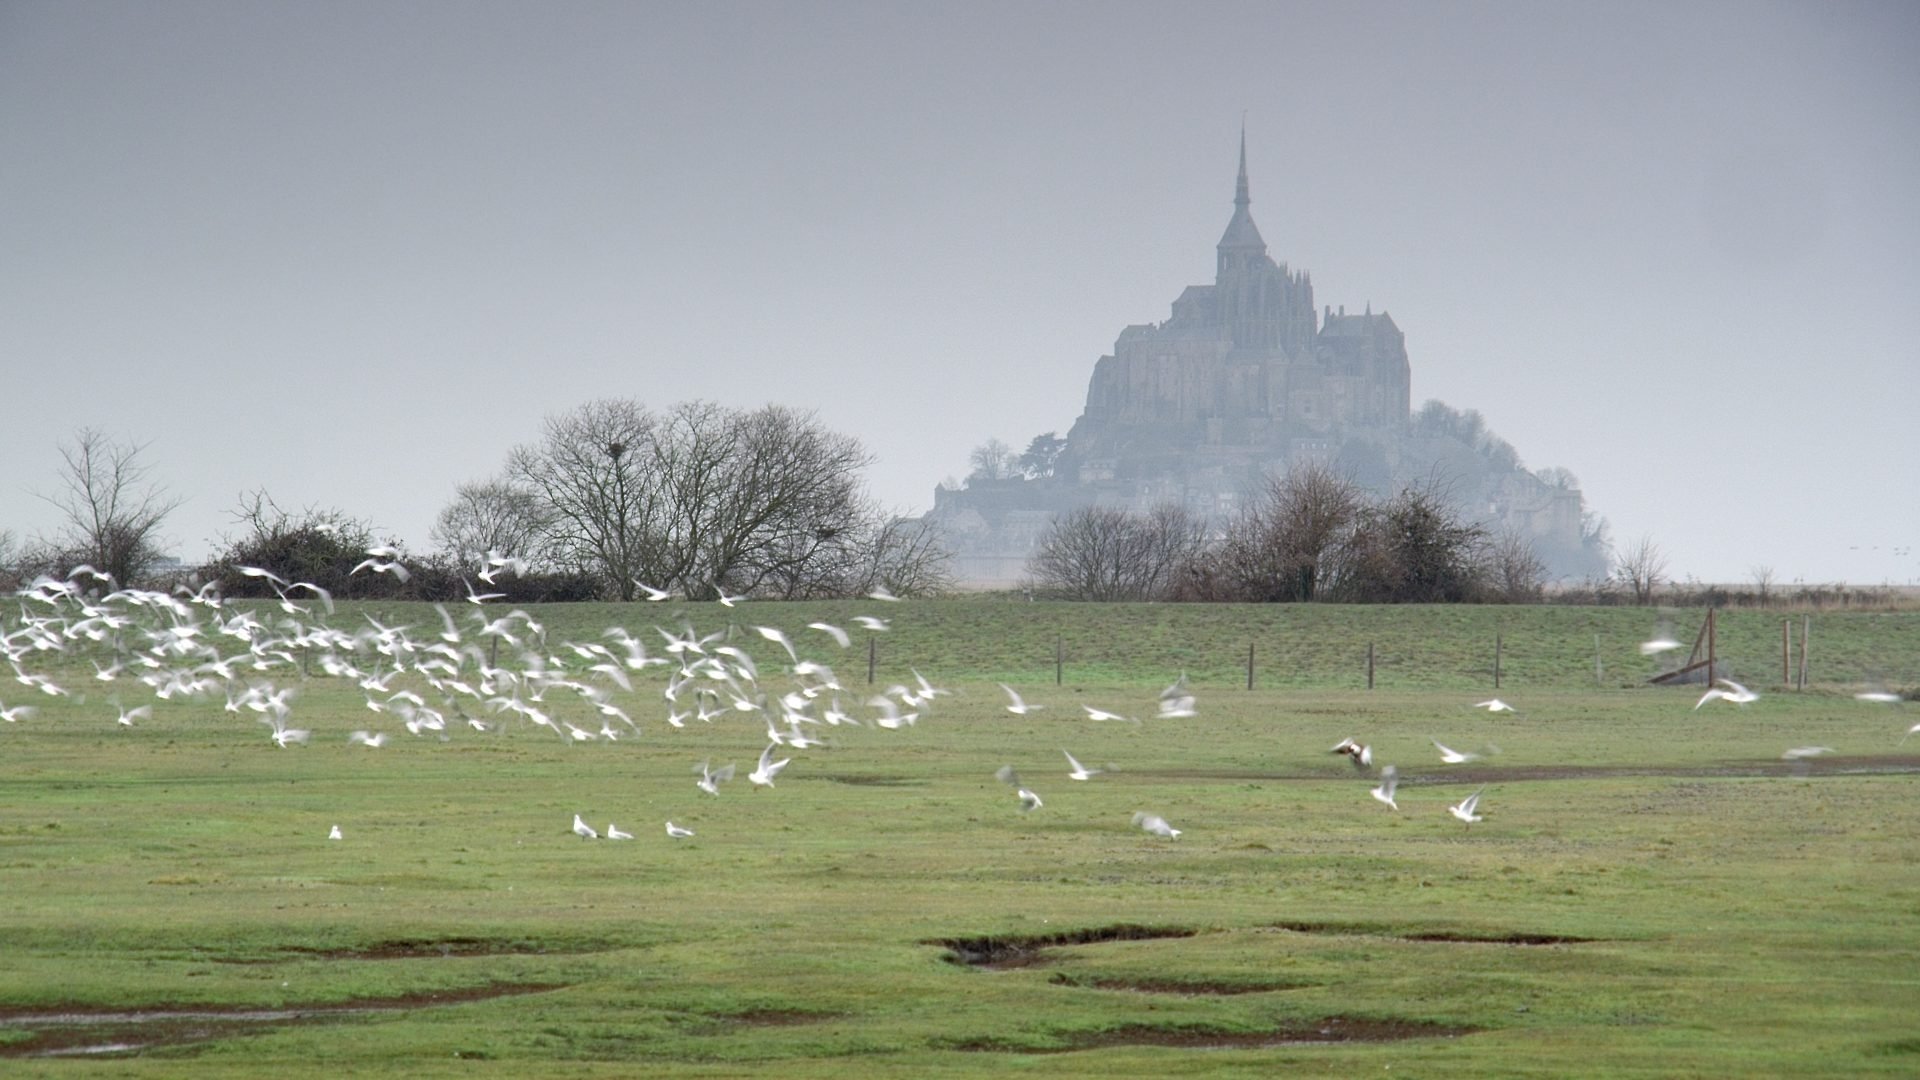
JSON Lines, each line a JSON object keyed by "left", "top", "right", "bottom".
{"left": 2, "top": 599, "right": 1918, "bottom": 1076}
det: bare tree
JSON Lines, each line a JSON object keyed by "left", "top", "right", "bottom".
{"left": 967, "top": 437, "right": 1016, "bottom": 482}
{"left": 37, "top": 427, "right": 182, "bottom": 586}
{"left": 1027, "top": 503, "right": 1206, "bottom": 601}
{"left": 506, "top": 399, "right": 661, "bottom": 601}
{"left": 1748, "top": 564, "right": 1775, "bottom": 607}
{"left": 506, "top": 399, "right": 880, "bottom": 601}
{"left": 1484, "top": 529, "right": 1548, "bottom": 603}
{"left": 1340, "top": 479, "right": 1488, "bottom": 603}
{"left": 1613, "top": 534, "right": 1668, "bottom": 604}
{"left": 431, "top": 477, "right": 548, "bottom": 569}
{"left": 1215, "top": 460, "right": 1363, "bottom": 601}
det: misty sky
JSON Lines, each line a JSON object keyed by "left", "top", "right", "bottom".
{"left": 2, "top": 0, "right": 1915, "bottom": 585}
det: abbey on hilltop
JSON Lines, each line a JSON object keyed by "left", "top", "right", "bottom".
{"left": 925, "top": 134, "right": 1603, "bottom": 587}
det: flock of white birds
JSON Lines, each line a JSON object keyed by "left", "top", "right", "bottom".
{"left": 3, "top": 553, "right": 1913, "bottom": 848}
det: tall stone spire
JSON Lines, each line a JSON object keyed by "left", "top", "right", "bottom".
{"left": 1217, "top": 123, "right": 1266, "bottom": 256}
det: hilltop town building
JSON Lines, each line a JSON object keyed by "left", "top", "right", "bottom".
{"left": 927, "top": 136, "right": 1594, "bottom": 587}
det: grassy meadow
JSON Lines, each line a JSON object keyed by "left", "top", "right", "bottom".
{"left": 2, "top": 598, "right": 1918, "bottom": 1076}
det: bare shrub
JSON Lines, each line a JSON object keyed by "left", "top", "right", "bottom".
{"left": 1214, "top": 460, "right": 1364, "bottom": 602}
{"left": 35, "top": 428, "right": 183, "bottom": 587}
{"left": 1613, "top": 535, "right": 1668, "bottom": 605}
{"left": 1027, "top": 504, "right": 1208, "bottom": 601}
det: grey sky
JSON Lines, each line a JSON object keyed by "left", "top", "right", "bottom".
{"left": 2, "top": 0, "right": 1915, "bottom": 585}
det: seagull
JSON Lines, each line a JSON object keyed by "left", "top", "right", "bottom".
{"left": 753, "top": 625, "right": 797, "bottom": 662}
{"left": 351, "top": 557, "right": 412, "bottom": 582}
{"left": 572, "top": 814, "right": 599, "bottom": 840}
{"left": 1854, "top": 691, "right": 1901, "bottom": 704}
{"left": 1639, "top": 634, "right": 1682, "bottom": 656}
{"left": 606, "top": 823, "right": 634, "bottom": 840}
{"left": 713, "top": 584, "right": 745, "bottom": 607}
{"left": 1695, "top": 678, "right": 1759, "bottom": 710}
{"left": 0, "top": 701, "right": 37, "bottom": 723}
{"left": 634, "top": 581, "right": 673, "bottom": 602}
{"left": 348, "top": 730, "right": 389, "bottom": 748}
{"left": 1781, "top": 746, "right": 1834, "bottom": 760}
{"left": 1370, "top": 765, "right": 1400, "bottom": 810}
{"left": 994, "top": 765, "right": 1043, "bottom": 812}
{"left": 115, "top": 703, "right": 151, "bottom": 727}
{"left": 852, "top": 615, "right": 890, "bottom": 632}
{"left": 1432, "top": 739, "right": 1480, "bottom": 764}
{"left": 1331, "top": 736, "right": 1372, "bottom": 769}
{"left": 1902, "top": 721, "right": 1920, "bottom": 744}
{"left": 747, "top": 742, "right": 790, "bottom": 788}
{"left": 1063, "top": 750, "right": 1103, "bottom": 780}
{"left": 867, "top": 586, "right": 901, "bottom": 602}
{"left": 665, "top": 821, "right": 695, "bottom": 839}
{"left": 695, "top": 760, "right": 736, "bottom": 796}
{"left": 807, "top": 621, "right": 851, "bottom": 648}
{"left": 1132, "top": 811, "right": 1181, "bottom": 838}
{"left": 327, "top": 825, "right": 342, "bottom": 841}
{"left": 1448, "top": 788, "right": 1486, "bottom": 825}
{"left": 464, "top": 578, "right": 506, "bottom": 605}
{"left": 1000, "top": 684, "right": 1044, "bottom": 716}
{"left": 1083, "top": 704, "right": 1133, "bottom": 723}
{"left": 1473, "top": 698, "right": 1516, "bottom": 713}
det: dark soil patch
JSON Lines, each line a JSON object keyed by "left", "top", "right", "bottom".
{"left": 815, "top": 774, "right": 929, "bottom": 787}
{"left": 214, "top": 936, "right": 607, "bottom": 963}
{"left": 931, "top": 924, "right": 1198, "bottom": 970}
{"left": 0, "top": 982, "right": 563, "bottom": 1059}
{"left": 949, "top": 1015, "right": 1475, "bottom": 1052}
{"left": 1049, "top": 973, "right": 1307, "bottom": 995}
{"left": 714, "top": 1008, "right": 838, "bottom": 1026}
{"left": 1273, "top": 920, "right": 1594, "bottom": 945}
{"left": 1146, "top": 756, "right": 1920, "bottom": 784}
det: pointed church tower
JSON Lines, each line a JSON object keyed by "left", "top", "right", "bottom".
{"left": 1216, "top": 127, "right": 1268, "bottom": 276}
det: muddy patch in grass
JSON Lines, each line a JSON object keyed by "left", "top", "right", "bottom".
{"left": 1273, "top": 920, "right": 1595, "bottom": 945}
{"left": 1147, "top": 756, "right": 1920, "bottom": 784}
{"left": 1048, "top": 972, "right": 1307, "bottom": 996}
{"left": 814, "top": 774, "right": 929, "bottom": 787}
{"left": 213, "top": 935, "right": 611, "bottom": 963}
{"left": 931, "top": 925, "right": 1199, "bottom": 970}
{"left": 948, "top": 1015, "right": 1475, "bottom": 1052}
{"left": 0, "top": 982, "right": 563, "bottom": 1059}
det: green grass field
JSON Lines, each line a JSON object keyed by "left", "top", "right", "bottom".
{"left": 2, "top": 599, "right": 1917, "bottom": 1075}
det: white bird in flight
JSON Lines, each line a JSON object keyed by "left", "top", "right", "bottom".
{"left": 998, "top": 684, "right": 1043, "bottom": 715}
{"left": 572, "top": 814, "right": 599, "bottom": 840}
{"left": 1083, "top": 704, "right": 1133, "bottom": 723}
{"left": 748, "top": 742, "right": 790, "bottom": 788}
{"left": 634, "top": 581, "right": 673, "bottom": 602}
{"left": 1695, "top": 678, "right": 1759, "bottom": 710}
{"left": 694, "top": 760, "right": 736, "bottom": 796}
{"left": 0, "top": 701, "right": 38, "bottom": 723}
{"left": 1854, "top": 691, "right": 1901, "bottom": 704}
{"left": 1448, "top": 788, "right": 1486, "bottom": 825}
{"left": 852, "top": 615, "right": 889, "bottom": 632}
{"left": 348, "top": 730, "right": 389, "bottom": 748}
{"left": 806, "top": 621, "right": 850, "bottom": 648}
{"left": 1062, "top": 750, "right": 1103, "bottom": 780}
{"left": 116, "top": 703, "right": 151, "bottom": 727}
{"left": 994, "top": 765, "right": 1043, "bottom": 812}
{"left": 1432, "top": 739, "right": 1480, "bottom": 764}
{"left": 1370, "top": 765, "right": 1399, "bottom": 810}
{"left": 1132, "top": 811, "right": 1181, "bottom": 838}
{"left": 1474, "top": 698, "right": 1516, "bottom": 713}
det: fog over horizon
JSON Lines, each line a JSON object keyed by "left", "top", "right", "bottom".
{"left": 2, "top": 1, "right": 1915, "bottom": 586}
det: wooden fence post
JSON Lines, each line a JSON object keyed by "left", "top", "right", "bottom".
{"left": 1367, "top": 642, "right": 1375, "bottom": 690}
{"left": 1246, "top": 642, "right": 1255, "bottom": 691}
{"left": 1494, "top": 633, "right": 1503, "bottom": 689}
{"left": 1798, "top": 615, "right": 1810, "bottom": 690}
{"left": 867, "top": 636, "right": 876, "bottom": 686}
{"left": 1594, "top": 634, "right": 1603, "bottom": 686}
{"left": 1782, "top": 618, "right": 1791, "bottom": 687}
{"left": 1055, "top": 634, "right": 1063, "bottom": 687}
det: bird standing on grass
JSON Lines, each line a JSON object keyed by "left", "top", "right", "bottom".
{"left": 572, "top": 814, "right": 599, "bottom": 840}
